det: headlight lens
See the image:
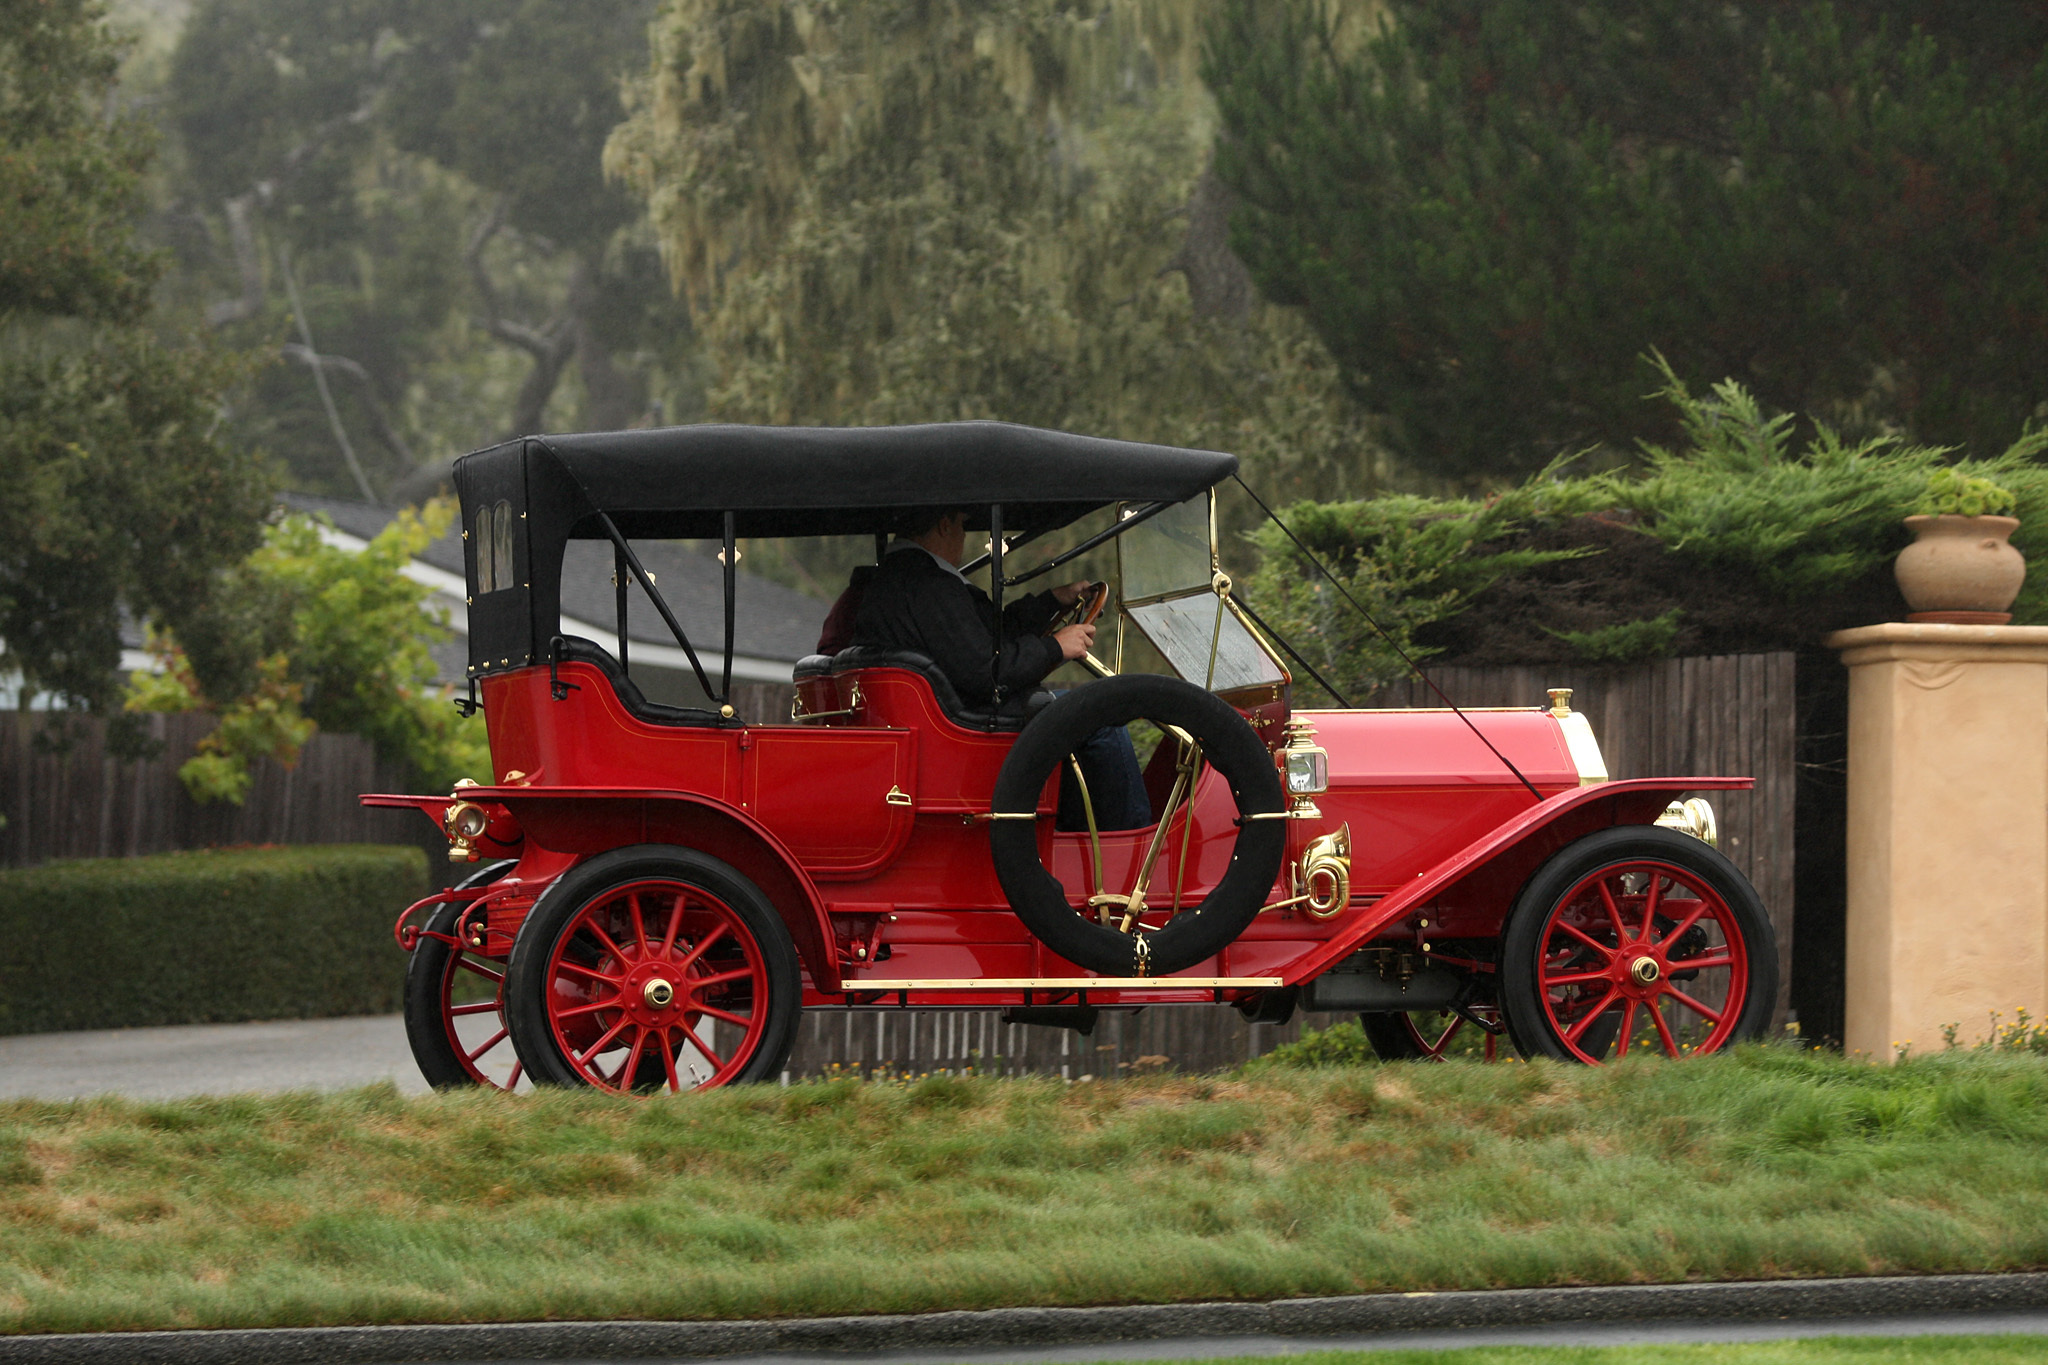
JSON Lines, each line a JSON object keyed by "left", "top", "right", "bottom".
{"left": 448, "top": 802, "right": 490, "bottom": 840}
{"left": 1284, "top": 749, "right": 1328, "bottom": 795}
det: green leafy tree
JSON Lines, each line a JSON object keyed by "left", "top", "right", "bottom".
{"left": 159, "top": 0, "right": 693, "bottom": 500}
{"left": 0, "top": 0, "right": 270, "bottom": 717}
{"left": 607, "top": 0, "right": 1386, "bottom": 548}
{"left": 129, "top": 501, "right": 489, "bottom": 802}
{"left": 1206, "top": 1, "right": 2048, "bottom": 481}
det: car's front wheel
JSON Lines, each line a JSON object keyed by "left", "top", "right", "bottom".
{"left": 505, "top": 846, "right": 800, "bottom": 1092}
{"left": 1499, "top": 826, "right": 1777, "bottom": 1063}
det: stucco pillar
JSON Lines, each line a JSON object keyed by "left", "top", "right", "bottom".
{"left": 1826, "top": 624, "right": 2048, "bottom": 1059}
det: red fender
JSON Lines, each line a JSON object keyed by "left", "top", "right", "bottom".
{"left": 1283, "top": 776, "right": 1753, "bottom": 986}
{"left": 439, "top": 785, "right": 841, "bottom": 993}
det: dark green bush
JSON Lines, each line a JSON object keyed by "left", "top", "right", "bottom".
{"left": 0, "top": 845, "right": 427, "bottom": 1036}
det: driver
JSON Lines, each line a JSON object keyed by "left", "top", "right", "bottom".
{"left": 852, "top": 507, "right": 1095, "bottom": 701}
{"left": 851, "top": 507, "right": 1150, "bottom": 829}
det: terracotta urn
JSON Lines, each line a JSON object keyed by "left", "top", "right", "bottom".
{"left": 1894, "top": 514, "right": 2026, "bottom": 624}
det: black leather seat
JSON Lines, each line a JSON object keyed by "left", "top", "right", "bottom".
{"left": 792, "top": 654, "right": 835, "bottom": 682}
{"left": 829, "top": 646, "right": 1052, "bottom": 732}
{"left": 551, "top": 636, "right": 726, "bottom": 727}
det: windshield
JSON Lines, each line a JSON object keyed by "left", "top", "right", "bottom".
{"left": 1115, "top": 491, "right": 1287, "bottom": 694}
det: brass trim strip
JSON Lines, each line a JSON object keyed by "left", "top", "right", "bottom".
{"left": 843, "top": 977, "right": 1284, "bottom": 991}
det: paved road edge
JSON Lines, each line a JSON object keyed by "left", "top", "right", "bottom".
{"left": 4, "top": 1271, "right": 2047, "bottom": 1364}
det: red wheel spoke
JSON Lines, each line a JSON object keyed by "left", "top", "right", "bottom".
{"left": 1564, "top": 987, "right": 1620, "bottom": 1043}
{"left": 1543, "top": 967, "right": 1614, "bottom": 988}
{"left": 574, "top": 1015, "right": 632, "bottom": 1068}
{"left": 1424, "top": 1017, "right": 1462, "bottom": 1057}
{"left": 507, "top": 1060, "right": 523, "bottom": 1088}
{"left": 554, "top": 958, "right": 624, "bottom": 985}
{"left": 628, "top": 892, "right": 651, "bottom": 956}
{"left": 1657, "top": 900, "right": 1710, "bottom": 950}
{"left": 1554, "top": 919, "right": 1615, "bottom": 956}
{"left": 450, "top": 1001, "right": 502, "bottom": 1017}
{"left": 658, "top": 893, "right": 684, "bottom": 956}
{"left": 1640, "top": 870, "right": 1666, "bottom": 937}
{"left": 676, "top": 1019, "right": 726, "bottom": 1072}
{"left": 695, "top": 1004, "right": 753, "bottom": 1028}
{"left": 554, "top": 995, "right": 624, "bottom": 1019}
{"left": 1597, "top": 880, "right": 1631, "bottom": 941}
{"left": 658, "top": 1030, "right": 682, "bottom": 1092}
{"left": 1670, "top": 951, "right": 1734, "bottom": 973}
{"left": 465, "top": 1027, "right": 509, "bottom": 1064}
{"left": 611, "top": 1027, "right": 651, "bottom": 1090}
{"left": 1664, "top": 985, "right": 1726, "bottom": 1024}
{"left": 676, "top": 922, "right": 731, "bottom": 973}
{"left": 456, "top": 956, "right": 505, "bottom": 983}
{"left": 1648, "top": 997, "right": 1682, "bottom": 1056}
{"left": 687, "top": 965, "right": 753, "bottom": 990}
{"left": 583, "top": 917, "right": 632, "bottom": 965}
{"left": 1614, "top": 998, "right": 1638, "bottom": 1060}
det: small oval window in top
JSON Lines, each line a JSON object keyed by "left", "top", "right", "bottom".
{"left": 492, "top": 500, "right": 515, "bottom": 593}
{"left": 474, "top": 505, "right": 497, "bottom": 595}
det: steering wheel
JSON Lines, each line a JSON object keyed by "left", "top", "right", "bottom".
{"left": 1049, "top": 580, "right": 1109, "bottom": 632}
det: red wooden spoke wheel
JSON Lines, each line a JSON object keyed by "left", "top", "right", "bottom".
{"left": 1361, "top": 1008, "right": 1502, "bottom": 1062}
{"left": 1501, "top": 827, "right": 1777, "bottom": 1064}
{"left": 404, "top": 862, "right": 526, "bottom": 1091}
{"left": 506, "top": 847, "right": 799, "bottom": 1093}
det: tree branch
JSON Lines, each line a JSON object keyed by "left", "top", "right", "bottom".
{"left": 279, "top": 343, "right": 416, "bottom": 468}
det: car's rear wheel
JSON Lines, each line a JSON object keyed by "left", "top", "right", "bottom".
{"left": 1361, "top": 1008, "right": 1502, "bottom": 1062}
{"left": 1500, "top": 827, "right": 1777, "bottom": 1063}
{"left": 404, "top": 861, "right": 523, "bottom": 1090}
{"left": 506, "top": 847, "right": 800, "bottom": 1092}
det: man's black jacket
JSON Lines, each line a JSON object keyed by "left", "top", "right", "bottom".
{"left": 849, "top": 548, "right": 1063, "bottom": 705}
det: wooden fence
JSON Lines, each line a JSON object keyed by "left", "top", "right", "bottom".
{"left": 0, "top": 712, "right": 440, "bottom": 872}
{"left": 1, "top": 650, "right": 1796, "bottom": 1063}
{"left": 781, "top": 1004, "right": 1349, "bottom": 1081}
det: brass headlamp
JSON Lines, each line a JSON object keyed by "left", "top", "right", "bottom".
{"left": 1278, "top": 717, "right": 1329, "bottom": 819}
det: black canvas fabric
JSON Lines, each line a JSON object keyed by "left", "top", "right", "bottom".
{"left": 449, "top": 421, "right": 1235, "bottom": 681}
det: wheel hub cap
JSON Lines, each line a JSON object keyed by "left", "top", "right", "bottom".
{"left": 1629, "top": 956, "right": 1662, "bottom": 986}
{"left": 642, "top": 978, "right": 675, "bottom": 1010}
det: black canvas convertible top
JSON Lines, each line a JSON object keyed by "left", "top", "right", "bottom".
{"left": 452, "top": 422, "right": 1236, "bottom": 683}
{"left": 455, "top": 422, "right": 1235, "bottom": 542}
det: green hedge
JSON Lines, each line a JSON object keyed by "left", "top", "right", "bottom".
{"left": 0, "top": 845, "right": 427, "bottom": 1037}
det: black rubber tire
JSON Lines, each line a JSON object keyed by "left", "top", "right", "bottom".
{"left": 990, "top": 674, "right": 1286, "bottom": 976}
{"left": 403, "top": 860, "right": 514, "bottom": 1090}
{"left": 505, "top": 845, "right": 801, "bottom": 1091}
{"left": 1500, "top": 826, "right": 1779, "bottom": 1063}
{"left": 1359, "top": 1013, "right": 1426, "bottom": 1061}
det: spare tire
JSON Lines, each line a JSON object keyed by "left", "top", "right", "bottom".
{"left": 989, "top": 674, "right": 1286, "bottom": 976}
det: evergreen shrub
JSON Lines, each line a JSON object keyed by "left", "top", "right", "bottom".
{"left": 1246, "top": 365, "right": 2048, "bottom": 699}
{"left": 0, "top": 845, "right": 426, "bottom": 1037}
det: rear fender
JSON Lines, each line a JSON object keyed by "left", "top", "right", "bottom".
{"left": 453, "top": 786, "right": 840, "bottom": 992}
{"left": 1286, "top": 777, "right": 1751, "bottom": 985}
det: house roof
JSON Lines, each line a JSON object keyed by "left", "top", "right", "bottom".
{"left": 281, "top": 494, "right": 828, "bottom": 682}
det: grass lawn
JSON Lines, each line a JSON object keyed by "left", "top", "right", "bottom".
{"left": 2, "top": 1046, "right": 2046, "bottom": 1336}
{"left": 1116, "top": 1344, "right": 2048, "bottom": 1365}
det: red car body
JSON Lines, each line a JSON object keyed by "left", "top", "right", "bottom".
{"left": 373, "top": 423, "right": 1775, "bottom": 1090}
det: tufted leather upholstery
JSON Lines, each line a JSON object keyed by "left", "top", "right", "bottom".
{"left": 828, "top": 646, "right": 1052, "bottom": 732}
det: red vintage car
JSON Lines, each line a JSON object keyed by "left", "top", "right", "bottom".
{"left": 371, "top": 423, "right": 1776, "bottom": 1092}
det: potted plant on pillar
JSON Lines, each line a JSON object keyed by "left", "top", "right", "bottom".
{"left": 1895, "top": 468, "right": 2026, "bottom": 623}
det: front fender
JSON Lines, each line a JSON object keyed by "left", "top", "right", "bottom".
{"left": 451, "top": 785, "right": 841, "bottom": 993}
{"left": 1284, "top": 776, "right": 1752, "bottom": 985}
